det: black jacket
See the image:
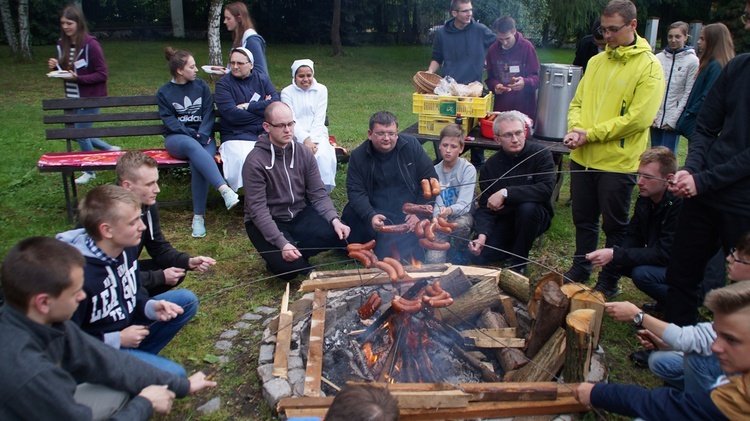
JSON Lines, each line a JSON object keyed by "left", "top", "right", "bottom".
{"left": 474, "top": 142, "right": 555, "bottom": 236}
{"left": 686, "top": 53, "right": 750, "bottom": 216}
{"left": 344, "top": 134, "right": 437, "bottom": 225}
{"left": 612, "top": 191, "right": 682, "bottom": 268}
{"left": 138, "top": 204, "right": 191, "bottom": 292}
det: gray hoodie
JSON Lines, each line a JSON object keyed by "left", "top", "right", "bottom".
{"left": 242, "top": 133, "right": 338, "bottom": 249}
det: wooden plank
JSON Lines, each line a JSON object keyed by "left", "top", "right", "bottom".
{"left": 298, "top": 271, "right": 443, "bottom": 292}
{"left": 303, "top": 289, "right": 327, "bottom": 397}
{"left": 467, "top": 336, "right": 525, "bottom": 349}
{"left": 42, "top": 95, "right": 158, "bottom": 110}
{"left": 500, "top": 295, "right": 519, "bottom": 328}
{"left": 459, "top": 382, "right": 558, "bottom": 402}
{"left": 451, "top": 265, "right": 500, "bottom": 278}
{"left": 460, "top": 328, "right": 517, "bottom": 338}
{"left": 398, "top": 396, "right": 588, "bottom": 420}
{"left": 44, "top": 111, "right": 161, "bottom": 124}
{"left": 273, "top": 284, "right": 292, "bottom": 378}
{"left": 390, "top": 390, "right": 471, "bottom": 409}
{"left": 46, "top": 125, "right": 165, "bottom": 140}
{"left": 309, "top": 263, "right": 448, "bottom": 279}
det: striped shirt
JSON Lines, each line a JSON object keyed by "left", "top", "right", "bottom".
{"left": 64, "top": 47, "right": 80, "bottom": 98}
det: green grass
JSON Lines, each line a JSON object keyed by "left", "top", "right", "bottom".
{"left": 0, "top": 40, "right": 671, "bottom": 419}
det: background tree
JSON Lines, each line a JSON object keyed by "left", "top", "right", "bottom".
{"left": 207, "top": 0, "right": 222, "bottom": 66}
{"left": 0, "top": 0, "right": 18, "bottom": 54}
{"left": 332, "top": 0, "right": 343, "bottom": 56}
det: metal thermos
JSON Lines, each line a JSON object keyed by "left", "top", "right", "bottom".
{"left": 534, "top": 64, "right": 582, "bottom": 141}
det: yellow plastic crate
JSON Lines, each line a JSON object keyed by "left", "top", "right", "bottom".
{"left": 412, "top": 92, "right": 494, "bottom": 118}
{"left": 417, "top": 115, "right": 476, "bottom": 136}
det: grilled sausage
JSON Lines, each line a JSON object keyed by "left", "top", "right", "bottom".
{"left": 437, "top": 216, "right": 459, "bottom": 230}
{"left": 421, "top": 179, "right": 432, "bottom": 199}
{"left": 375, "top": 261, "right": 399, "bottom": 282}
{"left": 434, "top": 223, "right": 452, "bottom": 234}
{"left": 383, "top": 257, "right": 406, "bottom": 279}
{"left": 358, "top": 293, "right": 382, "bottom": 319}
{"left": 414, "top": 218, "right": 429, "bottom": 237}
{"left": 428, "top": 297, "right": 454, "bottom": 308}
{"left": 419, "top": 238, "right": 451, "bottom": 251}
{"left": 377, "top": 223, "right": 410, "bottom": 234}
{"left": 402, "top": 203, "right": 434, "bottom": 216}
{"left": 433, "top": 280, "right": 443, "bottom": 294}
{"left": 347, "top": 240, "right": 376, "bottom": 252}
{"left": 430, "top": 177, "right": 441, "bottom": 197}
{"left": 348, "top": 251, "right": 372, "bottom": 268}
{"left": 392, "top": 295, "right": 423, "bottom": 313}
{"left": 424, "top": 221, "right": 437, "bottom": 241}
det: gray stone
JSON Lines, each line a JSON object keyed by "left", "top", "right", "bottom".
{"left": 287, "top": 368, "right": 306, "bottom": 386}
{"left": 263, "top": 335, "right": 277, "bottom": 344}
{"left": 218, "top": 355, "right": 230, "bottom": 364}
{"left": 256, "top": 305, "right": 277, "bottom": 314}
{"left": 259, "top": 344, "right": 275, "bottom": 364}
{"left": 234, "top": 321, "right": 252, "bottom": 330}
{"left": 262, "top": 318, "right": 273, "bottom": 327}
{"left": 196, "top": 397, "right": 221, "bottom": 415}
{"left": 241, "top": 313, "right": 263, "bottom": 321}
{"left": 257, "top": 363, "right": 275, "bottom": 383}
{"left": 262, "top": 378, "right": 292, "bottom": 408}
{"left": 288, "top": 356, "right": 304, "bottom": 370}
{"left": 301, "top": 292, "right": 315, "bottom": 302}
{"left": 215, "top": 340, "right": 233, "bottom": 351}
{"left": 220, "top": 329, "right": 239, "bottom": 339}
{"left": 263, "top": 328, "right": 272, "bottom": 339}
{"left": 293, "top": 381, "right": 305, "bottom": 397}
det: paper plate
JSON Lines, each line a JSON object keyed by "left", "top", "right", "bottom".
{"left": 46, "top": 70, "right": 74, "bottom": 79}
{"left": 201, "top": 65, "right": 226, "bottom": 75}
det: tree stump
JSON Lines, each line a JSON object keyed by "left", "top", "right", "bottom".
{"left": 569, "top": 290, "right": 605, "bottom": 348}
{"left": 563, "top": 309, "right": 596, "bottom": 383}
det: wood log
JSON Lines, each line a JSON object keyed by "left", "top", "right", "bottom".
{"left": 500, "top": 295, "right": 519, "bottom": 328}
{"left": 434, "top": 278, "right": 502, "bottom": 325}
{"left": 525, "top": 281, "right": 569, "bottom": 359}
{"left": 506, "top": 327, "right": 566, "bottom": 382}
{"left": 563, "top": 309, "right": 596, "bottom": 383}
{"left": 569, "top": 290, "right": 605, "bottom": 348}
{"left": 560, "top": 282, "right": 591, "bottom": 298}
{"left": 526, "top": 271, "right": 563, "bottom": 319}
{"left": 303, "top": 289, "right": 327, "bottom": 397}
{"left": 477, "top": 309, "right": 528, "bottom": 373}
{"left": 309, "top": 263, "right": 449, "bottom": 279}
{"left": 436, "top": 266, "right": 473, "bottom": 298}
{"left": 497, "top": 269, "right": 530, "bottom": 302}
{"left": 451, "top": 265, "right": 501, "bottom": 279}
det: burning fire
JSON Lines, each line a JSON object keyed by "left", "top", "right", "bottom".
{"left": 362, "top": 342, "right": 378, "bottom": 367}
{"left": 410, "top": 256, "right": 422, "bottom": 269}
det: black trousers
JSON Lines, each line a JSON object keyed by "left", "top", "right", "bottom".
{"left": 569, "top": 161, "right": 636, "bottom": 278}
{"left": 245, "top": 205, "right": 345, "bottom": 281}
{"left": 472, "top": 202, "right": 550, "bottom": 269}
{"left": 139, "top": 259, "right": 185, "bottom": 297}
{"left": 664, "top": 199, "right": 750, "bottom": 326}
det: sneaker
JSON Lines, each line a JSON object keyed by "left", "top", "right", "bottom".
{"left": 563, "top": 269, "right": 591, "bottom": 285}
{"left": 592, "top": 282, "right": 622, "bottom": 300}
{"left": 75, "top": 172, "right": 96, "bottom": 185}
{"left": 109, "top": 146, "right": 122, "bottom": 151}
{"left": 191, "top": 215, "right": 206, "bottom": 238}
{"left": 220, "top": 188, "right": 240, "bottom": 210}
{"left": 629, "top": 349, "right": 652, "bottom": 368}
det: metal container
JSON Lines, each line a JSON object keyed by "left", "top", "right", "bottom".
{"left": 534, "top": 64, "right": 582, "bottom": 141}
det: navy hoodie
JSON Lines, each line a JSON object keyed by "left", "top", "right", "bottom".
{"left": 156, "top": 78, "right": 215, "bottom": 142}
{"left": 57, "top": 229, "right": 156, "bottom": 348}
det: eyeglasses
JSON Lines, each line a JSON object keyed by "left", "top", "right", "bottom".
{"left": 729, "top": 248, "right": 750, "bottom": 265}
{"left": 268, "top": 121, "right": 295, "bottom": 129}
{"left": 229, "top": 61, "right": 250, "bottom": 66}
{"left": 496, "top": 130, "right": 525, "bottom": 141}
{"left": 742, "top": 12, "right": 749, "bottom": 25}
{"left": 597, "top": 23, "right": 629, "bottom": 35}
{"left": 455, "top": 8, "right": 472, "bottom": 14}
{"left": 372, "top": 131, "right": 398, "bottom": 139}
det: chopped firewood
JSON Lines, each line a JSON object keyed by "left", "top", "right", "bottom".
{"left": 569, "top": 289, "right": 605, "bottom": 348}
{"left": 560, "top": 282, "right": 591, "bottom": 298}
{"left": 273, "top": 283, "right": 293, "bottom": 379}
{"left": 500, "top": 295, "right": 519, "bottom": 328}
{"left": 506, "top": 328, "right": 566, "bottom": 382}
{"left": 525, "top": 281, "right": 569, "bottom": 359}
{"left": 477, "top": 309, "right": 528, "bottom": 373}
{"left": 436, "top": 266, "right": 473, "bottom": 298}
{"left": 434, "top": 278, "right": 502, "bottom": 325}
{"left": 526, "top": 271, "right": 563, "bottom": 319}
{"left": 497, "top": 269, "right": 530, "bottom": 302}
{"left": 563, "top": 309, "right": 597, "bottom": 383}
{"left": 303, "top": 289, "right": 327, "bottom": 397}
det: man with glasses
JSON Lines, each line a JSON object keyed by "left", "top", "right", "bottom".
{"left": 215, "top": 47, "right": 279, "bottom": 191}
{"left": 664, "top": 0, "right": 750, "bottom": 326}
{"left": 562, "top": 0, "right": 664, "bottom": 286}
{"left": 342, "top": 111, "right": 437, "bottom": 260}
{"left": 427, "top": 0, "right": 496, "bottom": 168}
{"left": 468, "top": 111, "right": 555, "bottom": 273}
{"left": 242, "top": 102, "right": 350, "bottom": 280}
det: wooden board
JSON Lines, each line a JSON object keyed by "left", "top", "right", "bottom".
{"left": 303, "top": 289, "right": 327, "bottom": 397}
{"left": 467, "top": 336, "right": 525, "bottom": 349}
{"left": 298, "top": 271, "right": 444, "bottom": 292}
{"left": 460, "top": 328, "right": 517, "bottom": 338}
{"left": 500, "top": 295, "right": 519, "bottom": 328}
{"left": 272, "top": 311, "right": 293, "bottom": 378}
{"left": 309, "top": 263, "right": 449, "bottom": 279}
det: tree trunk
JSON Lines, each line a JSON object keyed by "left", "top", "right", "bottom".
{"left": 170, "top": 0, "right": 185, "bottom": 38}
{"left": 0, "top": 0, "right": 18, "bottom": 53}
{"left": 207, "top": 0, "right": 223, "bottom": 66}
{"left": 17, "top": 0, "right": 30, "bottom": 60}
{"left": 331, "top": 0, "right": 343, "bottom": 56}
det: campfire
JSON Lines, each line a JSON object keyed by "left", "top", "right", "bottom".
{"left": 262, "top": 262, "right": 608, "bottom": 419}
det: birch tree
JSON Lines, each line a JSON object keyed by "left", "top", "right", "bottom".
{"left": 207, "top": 0, "right": 223, "bottom": 66}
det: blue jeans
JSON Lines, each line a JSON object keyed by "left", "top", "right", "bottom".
{"left": 164, "top": 134, "right": 225, "bottom": 215}
{"left": 648, "top": 351, "right": 722, "bottom": 393}
{"left": 630, "top": 265, "right": 668, "bottom": 303}
{"left": 650, "top": 127, "right": 680, "bottom": 153}
{"left": 121, "top": 289, "right": 199, "bottom": 377}
{"left": 75, "top": 107, "right": 115, "bottom": 176}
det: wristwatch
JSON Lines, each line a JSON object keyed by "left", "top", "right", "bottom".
{"left": 500, "top": 188, "right": 508, "bottom": 198}
{"left": 633, "top": 311, "right": 645, "bottom": 327}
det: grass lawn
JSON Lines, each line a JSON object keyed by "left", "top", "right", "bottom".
{"left": 0, "top": 40, "right": 674, "bottom": 419}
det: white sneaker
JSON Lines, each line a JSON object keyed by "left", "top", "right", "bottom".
{"left": 109, "top": 146, "right": 122, "bottom": 151}
{"left": 191, "top": 215, "right": 206, "bottom": 238}
{"left": 221, "top": 188, "right": 240, "bottom": 210}
{"left": 75, "top": 172, "right": 96, "bottom": 184}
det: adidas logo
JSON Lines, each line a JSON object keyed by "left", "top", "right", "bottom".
{"left": 172, "top": 96, "right": 202, "bottom": 116}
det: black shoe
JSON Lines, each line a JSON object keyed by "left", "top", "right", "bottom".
{"left": 642, "top": 301, "right": 665, "bottom": 316}
{"left": 629, "top": 350, "right": 652, "bottom": 368}
{"left": 592, "top": 282, "right": 622, "bottom": 300}
{"left": 563, "top": 269, "right": 591, "bottom": 284}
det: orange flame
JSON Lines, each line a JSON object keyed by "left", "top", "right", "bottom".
{"left": 410, "top": 256, "right": 422, "bottom": 269}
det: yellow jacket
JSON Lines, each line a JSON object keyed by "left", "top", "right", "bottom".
{"left": 568, "top": 34, "right": 664, "bottom": 172}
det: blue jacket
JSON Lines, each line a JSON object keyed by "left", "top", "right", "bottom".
{"left": 590, "top": 383, "right": 727, "bottom": 420}
{"left": 431, "top": 17, "right": 496, "bottom": 84}
{"left": 156, "top": 78, "right": 215, "bottom": 142}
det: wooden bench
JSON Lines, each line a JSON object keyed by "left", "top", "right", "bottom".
{"left": 39, "top": 95, "right": 201, "bottom": 222}
{"left": 40, "top": 95, "right": 349, "bottom": 223}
